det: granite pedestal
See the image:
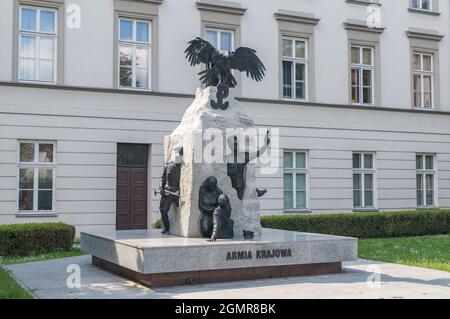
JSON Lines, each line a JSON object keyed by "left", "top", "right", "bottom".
{"left": 80, "top": 229, "right": 357, "bottom": 287}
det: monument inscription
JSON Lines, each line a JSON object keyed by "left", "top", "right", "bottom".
{"left": 226, "top": 248, "right": 293, "bottom": 261}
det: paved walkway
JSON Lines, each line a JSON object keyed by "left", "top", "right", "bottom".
{"left": 6, "top": 255, "right": 450, "bottom": 299}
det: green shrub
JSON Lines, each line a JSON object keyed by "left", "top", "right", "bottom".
{"left": 261, "top": 210, "right": 450, "bottom": 239}
{"left": 153, "top": 219, "right": 163, "bottom": 229}
{"left": 0, "top": 223, "right": 75, "bottom": 257}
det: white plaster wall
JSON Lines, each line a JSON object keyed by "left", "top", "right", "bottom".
{"left": 0, "top": 86, "right": 449, "bottom": 232}
{"left": 0, "top": 0, "right": 448, "bottom": 108}
{"left": 0, "top": 0, "right": 14, "bottom": 82}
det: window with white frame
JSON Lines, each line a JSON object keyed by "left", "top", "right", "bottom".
{"left": 17, "top": 141, "right": 55, "bottom": 212}
{"left": 416, "top": 154, "right": 436, "bottom": 207}
{"left": 118, "top": 18, "right": 151, "bottom": 89}
{"left": 413, "top": 52, "right": 433, "bottom": 109}
{"left": 411, "top": 0, "right": 432, "bottom": 11}
{"left": 353, "top": 152, "right": 375, "bottom": 208}
{"left": 284, "top": 151, "right": 308, "bottom": 210}
{"left": 18, "top": 6, "right": 57, "bottom": 83}
{"left": 282, "top": 38, "right": 308, "bottom": 100}
{"left": 351, "top": 46, "right": 374, "bottom": 105}
{"left": 205, "top": 28, "right": 234, "bottom": 53}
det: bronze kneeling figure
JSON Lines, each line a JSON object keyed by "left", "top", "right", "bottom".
{"left": 208, "top": 194, "right": 234, "bottom": 242}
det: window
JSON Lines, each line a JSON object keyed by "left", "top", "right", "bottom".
{"left": 413, "top": 53, "right": 433, "bottom": 109}
{"left": 351, "top": 46, "right": 374, "bottom": 105}
{"left": 411, "top": 0, "right": 432, "bottom": 11}
{"left": 18, "top": 6, "right": 57, "bottom": 83}
{"left": 416, "top": 154, "right": 436, "bottom": 207}
{"left": 353, "top": 152, "right": 375, "bottom": 208}
{"left": 283, "top": 151, "right": 308, "bottom": 210}
{"left": 205, "top": 28, "right": 234, "bottom": 52}
{"left": 118, "top": 18, "right": 151, "bottom": 89}
{"left": 17, "top": 141, "right": 55, "bottom": 212}
{"left": 282, "top": 38, "right": 308, "bottom": 100}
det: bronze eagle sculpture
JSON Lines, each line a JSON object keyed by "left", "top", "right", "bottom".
{"left": 185, "top": 37, "right": 265, "bottom": 109}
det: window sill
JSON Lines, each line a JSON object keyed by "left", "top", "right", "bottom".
{"left": 16, "top": 212, "right": 58, "bottom": 218}
{"left": 118, "top": 87, "right": 151, "bottom": 92}
{"left": 408, "top": 8, "right": 441, "bottom": 16}
{"left": 346, "top": 0, "right": 381, "bottom": 7}
{"left": 283, "top": 210, "right": 312, "bottom": 214}
{"left": 18, "top": 79, "right": 57, "bottom": 86}
{"left": 353, "top": 208, "right": 379, "bottom": 213}
{"left": 416, "top": 206, "right": 439, "bottom": 210}
{"left": 282, "top": 98, "right": 309, "bottom": 103}
{"left": 412, "top": 107, "right": 434, "bottom": 111}
{"left": 352, "top": 103, "right": 374, "bottom": 107}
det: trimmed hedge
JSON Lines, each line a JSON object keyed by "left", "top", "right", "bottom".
{"left": 261, "top": 210, "right": 450, "bottom": 239}
{"left": 0, "top": 223, "right": 75, "bottom": 257}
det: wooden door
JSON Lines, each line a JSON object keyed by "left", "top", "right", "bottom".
{"left": 116, "top": 144, "right": 148, "bottom": 230}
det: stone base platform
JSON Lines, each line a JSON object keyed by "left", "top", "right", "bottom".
{"left": 80, "top": 228, "right": 357, "bottom": 288}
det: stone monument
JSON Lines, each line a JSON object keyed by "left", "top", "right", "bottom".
{"left": 161, "top": 37, "right": 268, "bottom": 239}
{"left": 80, "top": 37, "right": 358, "bottom": 288}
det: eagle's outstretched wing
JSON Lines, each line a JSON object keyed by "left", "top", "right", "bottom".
{"left": 184, "top": 37, "right": 218, "bottom": 66}
{"left": 230, "top": 47, "right": 266, "bottom": 82}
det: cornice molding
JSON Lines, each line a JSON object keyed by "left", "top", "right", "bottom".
{"left": 343, "top": 21, "right": 385, "bottom": 34}
{"left": 406, "top": 30, "right": 445, "bottom": 42}
{"left": 131, "top": 0, "right": 163, "bottom": 4}
{"left": 196, "top": 0, "right": 246, "bottom": 16}
{"left": 274, "top": 10, "right": 320, "bottom": 25}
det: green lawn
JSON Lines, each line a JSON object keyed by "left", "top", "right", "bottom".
{"left": 0, "top": 247, "right": 84, "bottom": 266}
{"left": 0, "top": 267, "right": 32, "bottom": 299}
{"left": 0, "top": 247, "right": 84, "bottom": 299}
{"left": 359, "top": 234, "right": 450, "bottom": 273}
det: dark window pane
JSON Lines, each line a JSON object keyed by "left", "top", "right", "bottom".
{"left": 38, "top": 190, "right": 52, "bottom": 210}
{"left": 353, "top": 153, "right": 361, "bottom": 169}
{"left": 20, "top": 143, "right": 35, "bottom": 162}
{"left": 416, "top": 174, "right": 423, "bottom": 190}
{"left": 425, "top": 155, "right": 434, "bottom": 169}
{"left": 351, "top": 47, "right": 360, "bottom": 64}
{"left": 284, "top": 152, "right": 293, "bottom": 169}
{"left": 117, "top": 144, "right": 148, "bottom": 166}
{"left": 284, "top": 191, "right": 293, "bottom": 209}
{"left": 282, "top": 39, "right": 292, "bottom": 57}
{"left": 364, "top": 154, "right": 373, "bottom": 169}
{"left": 282, "top": 61, "right": 292, "bottom": 98}
{"left": 296, "top": 191, "right": 306, "bottom": 208}
{"left": 284, "top": 173, "right": 293, "bottom": 190}
{"left": 120, "top": 67, "right": 132, "bottom": 87}
{"left": 363, "top": 69, "right": 372, "bottom": 86}
{"left": 353, "top": 174, "right": 361, "bottom": 190}
{"left": 416, "top": 155, "right": 423, "bottom": 169}
{"left": 39, "top": 144, "right": 53, "bottom": 162}
{"left": 364, "top": 174, "right": 373, "bottom": 190}
{"left": 295, "top": 153, "right": 306, "bottom": 169}
{"left": 364, "top": 190, "right": 373, "bottom": 207}
{"left": 296, "top": 174, "right": 306, "bottom": 191}
{"left": 426, "top": 190, "right": 434, "bottom": 206}
{"left": 19, "top": 168, "right": 34, "bottom": 189}
{"left": 353, "top": 190, "right": 362, "bottom": 207}
{"left": 351, "top": 68, "right": 360, "bottom": 86}
{"left": 363, "top": 87, "right": 372, "bottom": 104}
{"left": 417, "top": 190, "right": 423, "bottom": 206}
{"left": 19, "top": 190, "right": 34, "bottom": 210}
{"left": 362, "top": 48, "right": 372, "bottom": 65}
{"left": 39, "top": 169, "right": 53, "bottom": 189}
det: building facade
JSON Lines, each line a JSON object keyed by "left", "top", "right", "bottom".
{"left": 0, "top": 0, "right": 449, "bottom": 234}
